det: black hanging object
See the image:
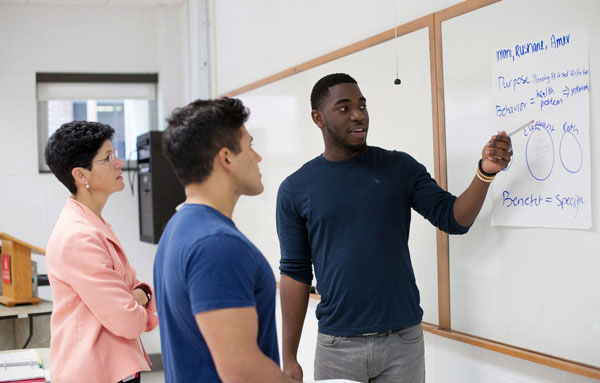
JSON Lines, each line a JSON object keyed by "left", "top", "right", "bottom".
{"left": 392, "top": 0, "right": 401, "bottom": 86}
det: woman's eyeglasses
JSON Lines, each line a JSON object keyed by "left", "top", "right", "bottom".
{"left": 93, "top": 151, "right": 119, "bottom": 166}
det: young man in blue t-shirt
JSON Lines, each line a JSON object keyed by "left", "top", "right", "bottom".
{"left": 154, "top": 98, "right": 298, "bottom": 383}
{"left": 277, "top": 73, "right": 514, "bottom": 382}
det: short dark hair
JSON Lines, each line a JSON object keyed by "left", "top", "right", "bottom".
{"left": 162, "top": 98, "right": 249, "bottom": 186}
{"left": 44, "top": 121, "right": 114, "bottom": 194}
{"left": 310, "top": 73, "right": 357, "bottom": 110}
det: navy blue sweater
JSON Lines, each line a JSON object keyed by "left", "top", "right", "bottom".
{"left": 276, "top": 146, "right": 469, "bottom": 335}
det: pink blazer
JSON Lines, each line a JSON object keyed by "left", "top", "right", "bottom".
{"left": 46, "top": 198, "right": 158, "bottom": 383}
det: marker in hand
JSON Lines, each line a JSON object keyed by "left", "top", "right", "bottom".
{"left": 507, "top": 120, "right": 535, "bottom": 137}
{"left": 505, "top": 120, "right": 534, "bottom": 153}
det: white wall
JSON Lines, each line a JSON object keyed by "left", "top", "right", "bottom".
{"left": 0, "top": 2, "right": 187, "bottom": 353}
{"left": 214, "top": 1, "right": 600, "bottom": 382}
{"left": 214, "top": 0, "right": 462, "bottom": 95}
{"left": 156, "top": 4, "right": 189, "bottom": 130}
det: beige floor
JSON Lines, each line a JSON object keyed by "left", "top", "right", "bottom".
{"left": 141, "top": 370, "right": 165, "bottom": 382}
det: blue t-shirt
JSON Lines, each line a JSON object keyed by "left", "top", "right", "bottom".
{"left": 154, "top": 204, "right": 279, "bottom": 383}
{"left": 277, "top": 146, "right": 469, "bottom": 335}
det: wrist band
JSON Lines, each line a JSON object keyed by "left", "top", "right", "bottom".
{"left": 478, "top": 159, "right": 498, "bottom": 177}
{"left": 138, "top": 285, "right": 152, "bottom": 307}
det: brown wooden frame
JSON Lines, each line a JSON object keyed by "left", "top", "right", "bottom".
{"left": 221, "top": 1, "right": 600, "bottom": 379}
{"left": 220, "top": 14, "right": 432, "bottom": 98}
{"left": 432, "top": 0, "right": 503, "bottom": 335}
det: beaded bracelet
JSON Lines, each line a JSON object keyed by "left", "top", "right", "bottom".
{"left": 476, "top": 160, "right": 495, "bottom": 183}
{"left": 476, "top": 168, "right": 494, "bottom": 183}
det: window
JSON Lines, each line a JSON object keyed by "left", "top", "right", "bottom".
{"left": 37, "top": 73, "right": 158, "bottom": 172}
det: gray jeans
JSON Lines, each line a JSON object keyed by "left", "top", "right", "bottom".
{"left": 314, "top": 324, "right": 425, "bottom": 383}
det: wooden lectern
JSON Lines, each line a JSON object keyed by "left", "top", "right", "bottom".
{"left": 0, "top": 232, "right": 45, "bottom": 307}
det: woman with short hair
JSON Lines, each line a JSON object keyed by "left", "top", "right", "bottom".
{"left": 45, "top": 121, "right": 158, "bottom": 383}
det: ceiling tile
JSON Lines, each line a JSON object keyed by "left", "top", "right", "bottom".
{"left": 27, "top": 0, "right": 108, "bottom": 5}
{"left": 107, "top": 0, "right": 159, "bottom": 6}
{"left": 107, "top": 0, "right": 184, "bottom": 6}
{"left": 1, "top": 0, "right": 184, "bottom": 6}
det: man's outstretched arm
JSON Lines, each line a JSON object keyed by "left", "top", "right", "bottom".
{"left": 454, "top": 131, "right": 513, "bottom": 226}
{"left": 280, "top": 274, "right": 311, "bottom": 381}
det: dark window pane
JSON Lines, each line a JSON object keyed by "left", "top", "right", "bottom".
{"left": 97, "top": 101, "right": 126, "bottom": 159}
{"left": 73, "top": 101, "right": 87, "bottom": 121}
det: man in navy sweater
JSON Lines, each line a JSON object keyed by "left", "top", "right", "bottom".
{"left": 277, "top": 73, "right": 512, "bottom": 382}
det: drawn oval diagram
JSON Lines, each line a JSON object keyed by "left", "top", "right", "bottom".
{"left": 526, "top": 127, "right": 554, "bottom": 181}
{"left": 559, "top": 131, "right": 582, "bottom": 173}
{"left": 502, "top": 152, "right": 514, "bottom": 172}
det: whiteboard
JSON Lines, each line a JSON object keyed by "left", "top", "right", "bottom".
{"left": 232, "top": 28, "right": 441, "bottom": 324}
{"left": 443, "top": 0, "right": 600, "bottom": 367}
{"left": 490, "top": 25, "right": 592, "bottom": 229}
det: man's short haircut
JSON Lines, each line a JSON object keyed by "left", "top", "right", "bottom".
{"left": 44, "top": 121, "right": 115, "bottom": 194}
{"left": 310, "top": 73, "right": 357, "bottom": 111}
{"left": 162, "top": 98, "right": 249, "bottom": 186}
